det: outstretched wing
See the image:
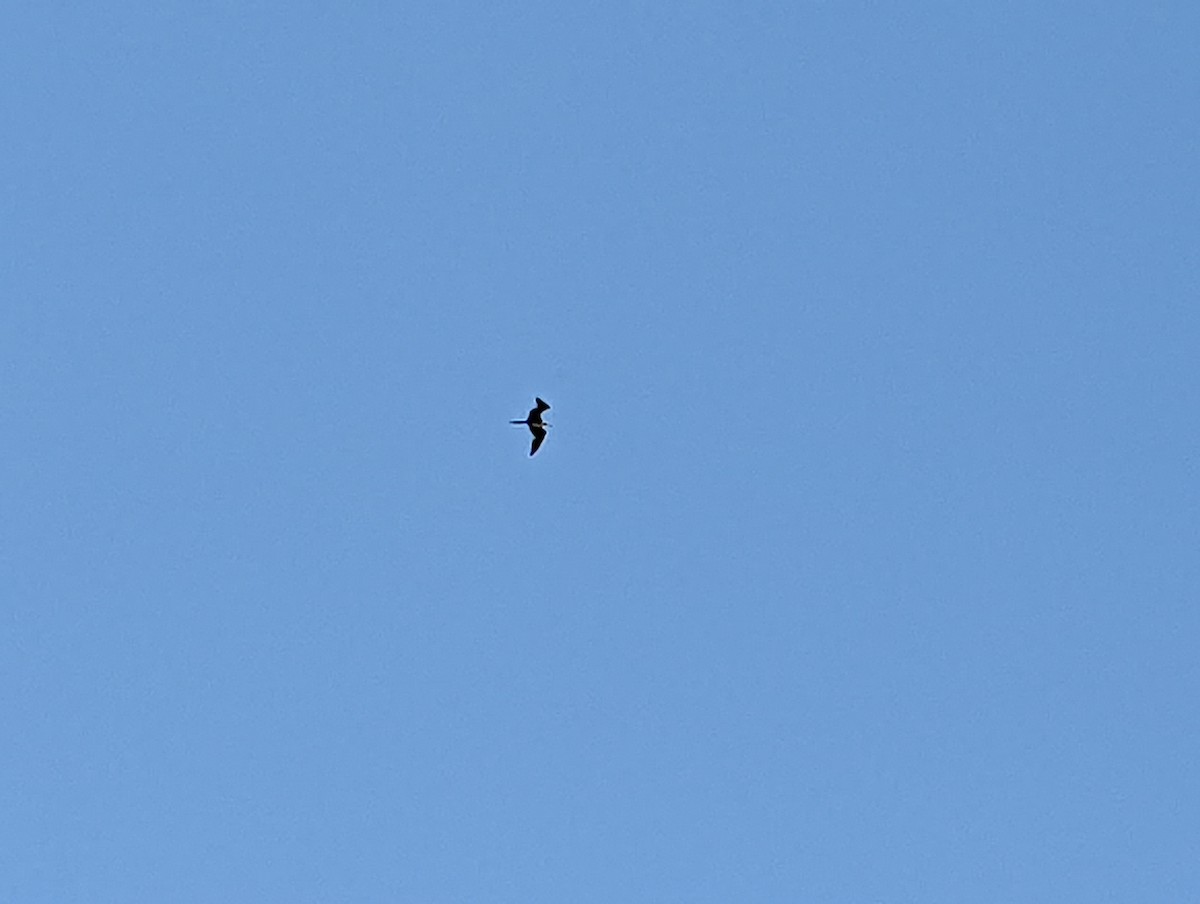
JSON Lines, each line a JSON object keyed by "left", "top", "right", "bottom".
{"left": 534, "top": 397, "right": 551, "bottom": 413}
{"left": 529, "top": 425, "right": 546, "bottom": 456}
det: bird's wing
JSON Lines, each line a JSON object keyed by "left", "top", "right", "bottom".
{"left": 535, "top": 397, "right": 550, "bottom": 412}
{"left": 529, "top": 425, "right": 546, "bottom": 456}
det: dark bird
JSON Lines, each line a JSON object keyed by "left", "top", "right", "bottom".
{"left": 510, "top": 397, "right": 551, "bottom": 456}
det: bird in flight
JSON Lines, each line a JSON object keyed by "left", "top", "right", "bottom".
{"left": 510, "top": 397, "right": 551, "bottom": 456}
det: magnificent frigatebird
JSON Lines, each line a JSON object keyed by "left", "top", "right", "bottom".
{"left": 510, "top": 397, "right": 551, "bottom": 456}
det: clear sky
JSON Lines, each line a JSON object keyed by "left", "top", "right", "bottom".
{"left": 3, "top": 3, "right": 1198, "bottom": 902}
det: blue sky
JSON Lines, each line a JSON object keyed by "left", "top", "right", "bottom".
{"left": 3, "top": 3, "right": 1198, "bottom": 901}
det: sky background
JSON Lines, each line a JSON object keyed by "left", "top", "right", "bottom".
{"left": 2, "top": 3, "right": 1198, "bottom": 902}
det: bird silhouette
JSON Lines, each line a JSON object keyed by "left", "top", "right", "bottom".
{"left": 510, "top": 397, "right": 551, "bottom": 456}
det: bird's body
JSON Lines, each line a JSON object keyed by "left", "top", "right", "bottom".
{"left": 510, "top": 397, "right": 551, "bottom": 456}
